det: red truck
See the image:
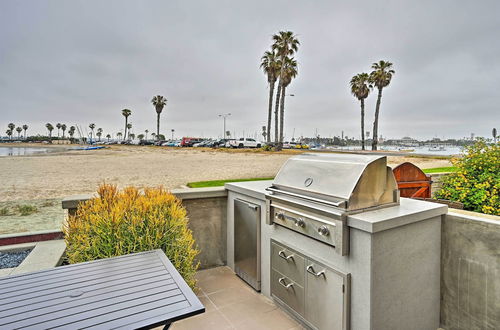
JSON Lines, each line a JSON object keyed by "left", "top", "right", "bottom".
{"left": 181, "top": 137, "right": 203, "bottom": 147}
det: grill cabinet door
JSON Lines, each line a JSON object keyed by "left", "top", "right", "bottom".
{"left": 305, "top": 259, "right": 349, "bottom": 330}
{"left": 234, "top": 199, "right": 261, "bottom": 291}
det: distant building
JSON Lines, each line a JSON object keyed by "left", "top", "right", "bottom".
{"left": 393, "top": 136, "right": 418, "bottom": 146}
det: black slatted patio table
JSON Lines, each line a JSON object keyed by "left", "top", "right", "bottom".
{"left": 0, "top": 250, "right": 204, "bottom": 329}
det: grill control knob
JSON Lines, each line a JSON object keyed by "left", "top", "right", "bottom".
{"left": 275, "top": 212, "right": 285, "bottom": 220}
{"left": 294, "top": 218, "right": 305, "bottom": 228}
{"left": 317, "top": 225, "right": 330, "bottom": 236}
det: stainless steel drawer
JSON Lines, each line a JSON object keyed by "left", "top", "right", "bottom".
{"left": 271, "top": 241, "right": 305, "bottom": 286}
{"left": 271, "top": 269, "right": 304, "bottom": 316}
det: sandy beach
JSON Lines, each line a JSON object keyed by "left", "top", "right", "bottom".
{"left": 0, "top": 145, "right": 452, "bottom": 201}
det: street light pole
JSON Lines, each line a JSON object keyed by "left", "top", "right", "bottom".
{"left": 218, "top": 113, "right": 231, "bottom": 139}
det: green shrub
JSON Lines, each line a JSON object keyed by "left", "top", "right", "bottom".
{"left": 435, "top": 140, "right": 499, "bottom": 215}
{"left": 17, "top": 204, "right": 38, "bottom": 216}
{"left": 63, "top": 184, "right": 200, "bottom": 288}
{"left": 0, "top": 207, "right": 10, "bottom": 216}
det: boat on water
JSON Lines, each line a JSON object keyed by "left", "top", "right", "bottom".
{"left": 72, "top": 146, "right": 106, "bottom": 151}
{"left": 428, "top": 145, "right": 446, "bottom": 152}
{"left": 398, "top": 147, "right": 415, "bottom": 152}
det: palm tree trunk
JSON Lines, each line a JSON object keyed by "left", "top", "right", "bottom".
{"left": 267, "top": 81, "right": 275, "bottom": 143}
{"left": 360, "top": 98, "right": 365, "bottom": 150}
{"left": 157, "top": 113, "right": 160, "bottom": 140}
{"left": 277, "top": 86, "right": 286, "bottom": 151}
{"left": 24, "top": 130, "right": 26, "bottom": 139}
{"left": 372, "top": 88, "right": 383, "bottom": 151}
{"left": 274, "top": 84, "right": 281, "bottom": 143}
{"left": 124, "top": 118, "right": 128, "bottom": 141}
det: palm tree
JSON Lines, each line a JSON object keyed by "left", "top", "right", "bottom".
{"left": 350, "top": 73, "right": 372, "bottom": 150}
{"left": 151, "top": 132, "right": 156, "bottom": 140}
{"left": 89, "top": 123, "right": 95, "bottom": 142}
{"left": 121, "top": 109, "right": 132, "bottom": 141}
{"left": 106, "top": 134, "right": 111, "bottom": 142}
{"left": 97, "top": 128, "right": 103, "bottom": 141}
{"left": 61, "top": 124, "right": 67, "bottom": 138}
{"left": 272, "top": 31, "right": 300, "bottom": 148}
{"left": 15, "top": 127, "right": 22, "bottom": 139}
{"left": 151, "top": 95, "right": 167, "bottom": 140}
{"left": 369, "top": 60, "right": 395, "bottom": 150}
{"left": 6, "top": 130, "right": 12, "bottom": 140}
{"left": 7, "top": 123, "right": 15, "bottom": 140}
{"left": 277, "top": 57, "right": 298, "bottom": 148}
{"left": 22, "top": 124, "right": 28, "bottom": 139}
{"left": 129, "top": 133, "right": 135, "bottom": 140}
{"left": 46, "top": 123, "right": 54, "bottom": 141}
{"left": 56, "top": 123, "right": 62, "bottom": 138}
{"left": 493, "top": 128, "right": 497, "bottom": 143}
{"left": 117, "top": 132, "right": 123, "bottom": 140}
{"left": 126, "top": 123, "right": 132, "bottom": 140}
{"left": 137, "top": 134, "right": 145, "bottom": 140}
{"left": 260, "top": 50, "right": 280, "bottom": 143}
{"left": 68, "top": 126, "right": 76, "bottom": 139}
{"left": 145, "top": 129, "right": 149, "bottom": 141}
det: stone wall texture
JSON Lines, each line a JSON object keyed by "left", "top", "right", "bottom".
{"left": 441, "top": 210, "right": 500, "bottom": 330}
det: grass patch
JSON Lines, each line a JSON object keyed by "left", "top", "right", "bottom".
{"left": 187, "top": 177, "right": 274, "bottom": 188}
{"left": 422, "top": 166, "right": 457, "bottom": 174}
{"left": 17, "top": 204, "right": 38, "bottom": 216}
{"left": 406, "top": 154, "right": 453, "bottom": 160}
{"left": 0, "top": 207, "right": 10, "bottom": 216}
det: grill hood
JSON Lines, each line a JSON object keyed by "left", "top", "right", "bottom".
{"left": 270, "top": 153, "right": 399, "bottom": 211}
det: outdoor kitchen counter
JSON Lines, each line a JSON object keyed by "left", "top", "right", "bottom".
{"left": 226, "top": 167, "right": 447, "bottom": 330}
{"left": 225, "top": 180, "right": 447, "bottom": 233}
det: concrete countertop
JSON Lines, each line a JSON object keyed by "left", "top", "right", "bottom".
{"left": 347, "top": 198, "right": 447, "bottom": 233}
{"left": 225, "top": 180, "right": 273, "bottom": 200}
{"left": 225, "top": 181, "right": 448, "bottom": 233}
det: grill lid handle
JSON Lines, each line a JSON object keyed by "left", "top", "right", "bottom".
{"left": 266, "top": 187, "right": 346, "bottom": 208}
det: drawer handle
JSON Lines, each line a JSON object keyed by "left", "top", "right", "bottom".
{"left": 307, "top": 265, "right": 325, "bottom": 277}
{"left": 278, "top": 250, "right": 294, "bottom": 261}
{"left": 278, "top": 277, "right": 294, "bottom": 289}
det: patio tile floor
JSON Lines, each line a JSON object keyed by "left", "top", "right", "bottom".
{"left": 167, "top": 266, "right": 303, "bottom": 330}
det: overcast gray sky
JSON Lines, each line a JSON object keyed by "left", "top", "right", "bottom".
{"left": 1, "top": 0, "right": 499, "bottom": 140}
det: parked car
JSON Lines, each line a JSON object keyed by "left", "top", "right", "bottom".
{"left": 139, "top": 140, "right": 154, "bottom": 146}
{"left": 162, "top": 140, "right": 180, "bottom": 147}
{"left": 210, "top": 139, "right": 227, "bottom": 147}
{"left": 228, "top": 138, "right": 263, "bottom": 148}
{"left": 224, "top": 139, "right": 236, "bottom": 147}
{"left": 181, "top": 137, "right": 203, "bottom": 147}
{"left": 154, "top": 140, "right": 167, "bottom": 146}
{"left": 193, "top": 140, "right": 213, "bottom": 147}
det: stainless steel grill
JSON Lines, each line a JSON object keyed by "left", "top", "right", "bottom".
{"left": 266, "top": 153, "right": 399, "bottom": 255}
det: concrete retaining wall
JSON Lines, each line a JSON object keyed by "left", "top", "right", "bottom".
{"left": 181, "top": 194, "right": 227, "bottom": 269}
{"left": 441, "top": 210, "right": 500, "bottom": 330}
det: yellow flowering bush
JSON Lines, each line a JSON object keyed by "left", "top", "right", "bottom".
{"left": 435, "top": 140, "right": 499, "bottom": 215}
{"left": 64, "top": 184, "right": 199, "bottom": 288}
